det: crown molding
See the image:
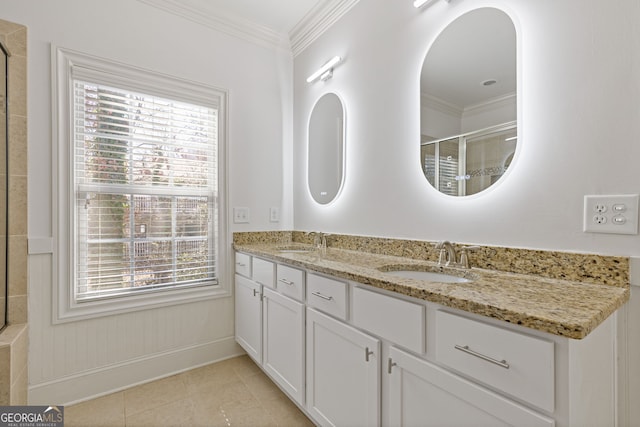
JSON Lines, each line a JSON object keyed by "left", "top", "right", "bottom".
{"left": 421, "top": 93, "right": 463, "bottom": 118}
{"left": 136, "top": 0, "right": 289, "bottom": 51}
{"left": 463, "top": 93, "right": 516, "bottom": 117}
{"left": 421, "top": 92, "right": 517, "bottom": 119}
{"left": 290, "top": 0, "right": 360, "bottom": 56}
{"left": 137, "top": 0, "right": 359, "bottom": 55}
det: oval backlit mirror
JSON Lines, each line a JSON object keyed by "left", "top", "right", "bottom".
{"left": 420, "top": 8, "right": 517, "bottom": 196}
{"left": 308, "top": 93, "right": 345, "bottom": 204}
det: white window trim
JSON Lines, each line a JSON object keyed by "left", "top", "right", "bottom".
{"left": 51, "top": 46, "right": 230, "bottom": 323}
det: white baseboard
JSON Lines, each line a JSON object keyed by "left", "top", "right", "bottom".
{"left": 28, "top": 336, "right": 244, "bottom": 405}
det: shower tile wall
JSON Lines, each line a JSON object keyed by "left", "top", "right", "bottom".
{"left": 0, "top": 17, "right": 28, "bottom": 405}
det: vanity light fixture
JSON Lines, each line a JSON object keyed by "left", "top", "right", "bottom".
{"left": 307, "top": 56, "right": 342, "bottom": 83}
{"left": 414, "top": 0, "right": 450, "bottom": 9}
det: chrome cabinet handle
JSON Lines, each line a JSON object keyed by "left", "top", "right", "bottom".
{"left": 236, "top": 262, "right": 246, "bottom": 267}
{"left": 311, "top": 291, "right": 333, "bottom": 301}
{"left": 365, "top": 347, "right": 374, "bottom": 362}
{"left": 454, "top": 345, "right": 510, "bottom": 369}
{"left": 252, "top": 289, "right": 259, "bottom": 297}
{"left": 278, "top": 278, "right": 294, "bottom": 286}
{"left": 388, "top": 358, "right": 397, "bottom": 374}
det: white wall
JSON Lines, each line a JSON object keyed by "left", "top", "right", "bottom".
{"left": 293, "top": 0, "right": 640, "bottom": 257}
{"left": 1, "top": 0, "right": 292, "bottom": 404}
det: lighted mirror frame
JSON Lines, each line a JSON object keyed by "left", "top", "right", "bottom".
{"left": 308, "top": 92, "right": 346, "bottom": 205}
{"left": 419, "top": 7, "right": 518, "bottom": 197}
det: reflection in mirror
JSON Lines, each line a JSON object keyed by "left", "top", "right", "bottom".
{"left": 308, "top": 93, "right": 345, "bottom": 205}
{"left": 420, "top": 8, "right": 517, "bottom": 196}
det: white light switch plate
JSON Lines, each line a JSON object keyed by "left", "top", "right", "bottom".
{"left": 583, "top": 194, "right": 639, "bottom": 234}
{"left": 233, "top": 207, "right": 250, "bottom": 224}
{"left": 269, "top": 207, "right": 280, "bottom": 222}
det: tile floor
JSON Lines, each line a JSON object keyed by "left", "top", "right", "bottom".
{"left": 65, "top": 355, "right": 315, "bottom": 427}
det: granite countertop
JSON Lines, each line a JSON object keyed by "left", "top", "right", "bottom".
{"left": 233, "top": 242, "right": 630, "bottom": 339}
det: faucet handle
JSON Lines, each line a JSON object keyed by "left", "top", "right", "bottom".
{"left": 458, "top": 245, "right": 480, "bottom": 269}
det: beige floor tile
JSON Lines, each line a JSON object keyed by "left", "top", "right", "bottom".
{"left": 228, "top": 354, "right": 262, "bottom": 378}
{"left": 65, "top": 392, "right": 125, "bottom": 427}
{"left": 124, "top": 374, "right": 187, "bottom": 417}
{"left": 192, "top": 394, "right": 261, "bottom": 425}
{"left": 195, "top": 379, "right": 260, "bottom": 408}
{"left": 181, "top": 360, "right": 241, "bottom": 395}
{"left": 126, "top": 398, "right": 195, "bottom": 427}
{"left": 65, "top": 356, "right": 315, "bottom": 427}
{"left": 274, "top": 412, "right": 317, "bottom": 427}
{"left": 260, "top": 393, "right": 308, "bottom": 421}
{"left": 241, "top": 370, "right": 285, "bottom": 401}
{"left": 194, "top": 399, "right": 278, "bottom": 427}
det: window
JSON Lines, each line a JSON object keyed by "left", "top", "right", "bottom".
{"left": 53, "top": 47, "right": 228, "bottom": 321}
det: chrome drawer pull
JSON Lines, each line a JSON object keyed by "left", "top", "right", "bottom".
{"left": 311, "top": 291, "right": 333, "bottom": 301}
{"left": 365, "top": 347, "right": 374, "bottom": 362}
{"left": 388, "top": 358, "right": 397, "bottom": 374}
{"left": 454, "top": 345, "right": 510, "bottom": 369}
{"left": 252, "top": 289, "right": 259, "bottom": 297}
{"left": 278, "top": 278, "right": 294, "bottom": 286}
{"left": 236, "top": 262, "right": 246, "bottom": 267}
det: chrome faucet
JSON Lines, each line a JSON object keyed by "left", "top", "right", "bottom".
{"left": 306, "top": 231, "right": 328, "bottom": 254}
{"left": 435, "top": 241, "right": 457, "bottom": 267}
{"left": 435, "top": 241, "right": 479, "bottom": 269}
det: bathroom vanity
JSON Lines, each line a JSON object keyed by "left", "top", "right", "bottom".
{"left": 233, "top": 233, "right": 628, "bottom": 427}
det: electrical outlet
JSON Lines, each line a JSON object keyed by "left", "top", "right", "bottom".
{"left": 584, "top": 195, "right": 639, "bottom": 234}
{"left": 233, "top": 207, "right": 250, "bottom": 224}
{"left": 592, "top": 215, "right": 607, "bottom": 225}
{"left": 594, "top": 204, "right": 607, "bottom": 213}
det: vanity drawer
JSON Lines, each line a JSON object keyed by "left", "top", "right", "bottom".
{"left": 435, "top": 310, "right": 555, "bottom": 412}
{"left": 235, "top": 252, "right": 251, "bottom": 278}
{"left": 352, "top": 286, "right": 425, "bottom": 354}
{"left": 252, "top": 257, "right": 275, "bottom": 289}
{"left": 307, "top": 273, "right": 348, "bottom": 320}
{"left": 276, "top": 264, "right": 305, "bottom": 301}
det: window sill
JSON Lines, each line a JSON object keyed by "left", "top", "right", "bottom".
{"left": 53, "top": 282, "right": 230, "bottom": 324}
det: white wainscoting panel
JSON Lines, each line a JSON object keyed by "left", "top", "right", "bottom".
{"left": 28, "top": 253, "right": 241, "bottom": 404}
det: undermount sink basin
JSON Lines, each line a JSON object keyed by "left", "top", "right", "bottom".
{"left": 383, "top": 269, "right": 472, "bottom": 283}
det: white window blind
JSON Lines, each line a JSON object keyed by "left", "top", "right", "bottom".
{"left": 73, "top": 80, "right": 219, "bottom": 301}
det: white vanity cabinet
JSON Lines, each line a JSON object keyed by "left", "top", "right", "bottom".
{"left": 253, "top": 256, "right": 275, "bottom": 288}
{"left": 276, "top": 263, "right": 305, "bottom": 301}
{"left": 387, "top": 346, "right": 554, "bottom": 427}
{"left": 233, "top": 253, "right": 306, "bottom": 406}
{"left": 435, "top": 310, "right": 555, "bottom": 413}
{"left": 234, "top": 251, "right": 618, "bottom": 427}
{"left": 262, "top": 287, "right": 305, "bottom": 405}
{"left": 234, "top": 252, "right": 252, "bottom": 278}
{"left": 306, "top": 308, "right": 381, "bottom": 427}
{"left": 234, "top": 274, "right": 263, "bottom": 363}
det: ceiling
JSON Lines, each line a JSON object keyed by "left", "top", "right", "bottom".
{"left": 172, "top": 0, "right": 325, "bottom": 34}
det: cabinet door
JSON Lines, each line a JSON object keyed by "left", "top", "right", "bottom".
{"left": 307, "top": 308, "right": 381, "bottom": 427}
{"left": 262, "top": 287, "right": 305, "bottom": 405}
{"left": 235, "top": 274, "right": 262, "bottom": 363}
{"left": 387, "top": 346, "right": 554, "bottom": 427}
